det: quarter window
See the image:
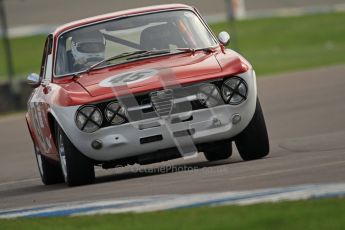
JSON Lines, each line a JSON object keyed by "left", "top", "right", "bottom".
{"left": 40, "top": 35, "right": 53, "bottom": 80}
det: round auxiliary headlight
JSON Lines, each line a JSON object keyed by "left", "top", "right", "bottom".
{"left": 221, "top": 77, "right": 248, "bottom": 105}
{"left": 105, "top": 101, "right": 127, "bottom": 125}
{"left": 75, "top": 105, "right": 103, "bottom": 133}
{"left": 197, "top": 84, "right": 222, "bottom": 108}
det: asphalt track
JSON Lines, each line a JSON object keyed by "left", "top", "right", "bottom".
{"left": 0, "top": 65, "right": 345, "bottom": 210}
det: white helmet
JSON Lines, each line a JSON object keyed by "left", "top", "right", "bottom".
{"left": 71, "top": 30, "right": 105, "bottom": 66}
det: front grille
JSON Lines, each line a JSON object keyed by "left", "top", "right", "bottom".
{"left": 150, "top": 89, "right": 174, "bottom": 117}
{"left": 133, "top": 81, "right": 223, "bottom": 117}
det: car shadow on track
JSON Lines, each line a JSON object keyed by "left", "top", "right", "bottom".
{"left": 0, "top": 149, "right": 275, "bottom": 201}
{"left": 0, "top": 157, "right": 243, "bottom": 200}
{"left": 94, "top": 157, "right": 244, "bottom": 184}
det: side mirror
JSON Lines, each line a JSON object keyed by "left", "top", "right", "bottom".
{"left": 218, "top": 31, "right": 231, "bottom": 46}
{"left": 27, "top": 73, "right": 41, "bottom": 88}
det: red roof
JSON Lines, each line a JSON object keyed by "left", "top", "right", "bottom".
{"left": 53, "top": 4, "right": 193, "bottom": 37}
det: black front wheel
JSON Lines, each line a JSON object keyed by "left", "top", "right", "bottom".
{"left": 34, "top": 145, "right": 64, "bottom": 185}
{"left": 235, "top": 98, "right": 269, "bottom": 161}
{"left": 56, "top": 124, "right": 95, "bottom": 186}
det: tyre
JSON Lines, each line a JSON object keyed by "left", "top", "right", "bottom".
{"left": 56, "top": 124, "right": 95, "bottom": 186}
{"left": 203, "top": 140, "right": 232, "bottom": 161}
{"left": 34, "top": 145, "right": 64, "bottom": 185}
{"left": 235, "top": 98, "right": 269, "bottom": 161}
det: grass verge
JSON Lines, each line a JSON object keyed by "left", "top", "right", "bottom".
{"left": 0, "top": 35, "right": 46, "bottom": 80}
{"left": 0, "top": 198, "right": 345, "bottom": 230}
{"left": 211, "top": 12, "right": 345, "bottom": 75}
{"left": 0, "top": 12, "right": 345, "bottom": 80}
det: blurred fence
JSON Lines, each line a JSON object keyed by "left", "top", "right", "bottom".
{"left": 0, "top": 81, "right": 30, "bottom": 112}
{"left": 0, "top": 0, "right": 14, "bottom": 81}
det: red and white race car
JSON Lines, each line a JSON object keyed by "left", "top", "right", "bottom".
{"left": 26, "top": 4, "right": 269, "bottom": 186}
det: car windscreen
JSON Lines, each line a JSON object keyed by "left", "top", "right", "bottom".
{"left": 55, "top": 10, "right": 217, "bottom": 76}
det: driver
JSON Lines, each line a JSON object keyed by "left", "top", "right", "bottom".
{"left": 70, "top": 30, "right": 106, "bottom": 72}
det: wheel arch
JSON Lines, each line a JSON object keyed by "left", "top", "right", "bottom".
{"left": 25, "top": 113, "right": 38, "bottom": 147}
{"left": 47, "top": 112, "right": 58, "bottom": 146}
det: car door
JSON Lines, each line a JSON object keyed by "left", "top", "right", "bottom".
{"left": 28, "top": 35, "right": 57, "bottom": 158}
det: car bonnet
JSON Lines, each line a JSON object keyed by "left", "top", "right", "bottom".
{"left": 75, "top": 52, "right": 222, "bottom": 97}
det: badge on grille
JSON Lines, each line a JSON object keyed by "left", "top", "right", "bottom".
{"left": 150, "top": 89, "right": 174, "bottom": 117}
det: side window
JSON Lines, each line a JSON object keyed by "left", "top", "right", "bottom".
{"left": 39, "top": 35, "right": 53, "bottom": 80}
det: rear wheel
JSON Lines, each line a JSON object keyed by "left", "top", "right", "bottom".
{"left": 56, "top": 124, "right": 95, "bottom": 186}
{"left": 203, "top": 140, "right": 232, "bottom": 161}
{"left": 34, "top": 145, "right": 64, "bottom": 185}
{"left": 235, "top": 98, "right": 269, "bottom": 161}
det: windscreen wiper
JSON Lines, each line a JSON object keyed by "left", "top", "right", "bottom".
{"left": 84, "top": 49, "right": 187, "bottom": 74}
{"left": 83, "top": 47, "right": 214, "bottom": 75}
{"left": 85, "top": 50, "right": 148, "bottom": 74}
{"left": 125, "top": 48, "right": 197, "bottom": 61}
{"left": 125, "top": 47, "right": 214, "bottom": 61}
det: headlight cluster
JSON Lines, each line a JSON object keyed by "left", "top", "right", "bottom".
{"left": 75, "top": 101, "right": 127, "bottom": 133}
{"left": 75, "top": 77, "right": 247, "bottom": 132}
{"left": 221, "top": 77, "right": 248, "bottom": 105}
{"left": 75, "top": 106, "right": 103, "bottom": 133}
{"left": 197, "top": 77, "right": 248, "bottom": 107}
{"left": 105, "top": 101, "right": 127, "bottom": 125}
{"left": 197, "top": 84, "right": 222, "bottom": 108}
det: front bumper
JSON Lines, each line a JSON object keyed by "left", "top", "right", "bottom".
{"left": 52, "top": 69, "right": 257, "bottom": 162}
